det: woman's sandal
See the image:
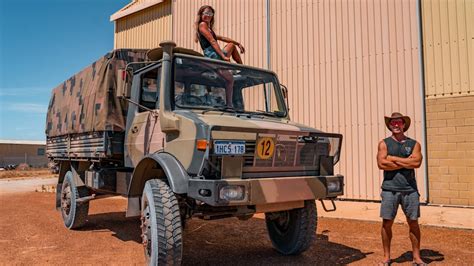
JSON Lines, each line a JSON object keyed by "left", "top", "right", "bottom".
{"left": 379, "top": 260, "right": 391, "bottom": 266}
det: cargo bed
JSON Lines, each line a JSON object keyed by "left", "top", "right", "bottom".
{"left": 46, "top": 131, "right": 124, "bottom": 162}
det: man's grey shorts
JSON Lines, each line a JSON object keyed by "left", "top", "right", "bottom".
{"left": 380, "top": 190, "right": 420, "bottom": 220}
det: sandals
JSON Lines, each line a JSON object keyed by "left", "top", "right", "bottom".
{"left": 379, "top": 260, "right": 391, "bottom": 266}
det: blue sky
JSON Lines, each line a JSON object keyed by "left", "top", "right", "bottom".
{"left": 0, "top": 0, "right": 129, "bottom": 140}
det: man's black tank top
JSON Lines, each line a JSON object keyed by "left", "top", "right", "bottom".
{"left": 381, "top": 136, "right": 418, "bottom": 192}
{"left": 198, "top": 27, "right": 217, "bottom": 50}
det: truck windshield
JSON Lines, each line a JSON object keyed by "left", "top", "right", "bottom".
{"left": 173, "top": 56, "right": 287, "bottom": 117}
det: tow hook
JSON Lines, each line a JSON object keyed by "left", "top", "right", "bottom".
{"left": 319, "top": 198, "right": 337, "bottom": 212}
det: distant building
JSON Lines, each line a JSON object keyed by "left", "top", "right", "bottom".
{"left": 0, "top": 140, "right": 48, "bottom": 167}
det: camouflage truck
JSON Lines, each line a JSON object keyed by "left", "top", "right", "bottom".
{"left": 46, "top": 41, "right": 344, "bottom": 265}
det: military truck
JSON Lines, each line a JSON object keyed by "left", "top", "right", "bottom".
{"left": 46, "top": 41, "right": 344, "bottom": 265}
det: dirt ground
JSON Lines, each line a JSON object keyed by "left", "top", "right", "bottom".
{"left": 0, "top": 168, "right": 56, "bottom": 179}
{"left": 0, "top": 192, "right": 472, "bottom": 265}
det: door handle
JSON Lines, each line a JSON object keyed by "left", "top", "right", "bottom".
{"left": 131, "top": 126, "right": 139, "bottom": 133}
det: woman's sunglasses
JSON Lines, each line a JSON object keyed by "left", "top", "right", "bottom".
{"left": 202, "top": 11, "right": 214, "bottom": 17}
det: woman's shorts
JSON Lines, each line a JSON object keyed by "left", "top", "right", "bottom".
{"left": 203, "top": 46, "right": 227, "bottom": 60}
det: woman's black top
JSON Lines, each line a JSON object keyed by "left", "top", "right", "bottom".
{"left": 198, "top": 27, "right": 217, "bottom": 50}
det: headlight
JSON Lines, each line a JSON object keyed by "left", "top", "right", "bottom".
{"left": 219, "top": 185, "right": 245, "bottom": 201}
{"left": 327, "top": 180, "right": 342, "bottom": 193}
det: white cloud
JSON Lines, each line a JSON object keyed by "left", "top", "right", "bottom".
{"left": 0, "top": 87, "right": 51, "bottom": 96}
{"left": 5, "top": 103, "right": 47, "bottom": 113}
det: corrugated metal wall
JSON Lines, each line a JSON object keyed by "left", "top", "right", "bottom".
{"left": 269, "top": 0, "right": 425, "bottom": 200}
{"left": 422, "top": 0, "right": 474, "bottom": 98}
{"left": 172, "top": 0, "right": 268, "bottom": 69}
{"left": 114, "top": 0, "right": 172, "bottom": 49}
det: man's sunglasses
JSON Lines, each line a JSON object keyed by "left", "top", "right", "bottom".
{"left": 389, "top": 120, "right": 404, "bottom": 127}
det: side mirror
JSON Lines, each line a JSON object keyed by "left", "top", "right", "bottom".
{"left": 281, "top": 84, "right": 288, "bottom": 99}
{"left": 116, "top": 69, "right": 131, "bottom": 98}
{"left": 280, "top": 84, "right": 290, "bottom": 112}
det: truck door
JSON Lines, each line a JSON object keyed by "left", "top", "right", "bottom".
{"left": 124, "top": 65, "right": 165, "bottom": 167}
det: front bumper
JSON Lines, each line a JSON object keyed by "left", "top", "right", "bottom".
{"left": 188, "top": 175, "right": 344, "bottom": 206}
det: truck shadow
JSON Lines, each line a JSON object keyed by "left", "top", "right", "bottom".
{"left": 80, "top": 212, "right": 142, "bottom": 243}
{"left": 83, "top": 212, "right": 371, "bottom": 265}
{"left": 182, "top": 222, "right": 372, "bottom": 265}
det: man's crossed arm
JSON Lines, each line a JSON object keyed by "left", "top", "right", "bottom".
{"left": 377, "top": 141, "right": 423, "bottom": 171}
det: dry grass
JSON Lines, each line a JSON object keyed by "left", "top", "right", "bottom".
{"left": 0, "top": 168, "right": 57, "bottom": 180}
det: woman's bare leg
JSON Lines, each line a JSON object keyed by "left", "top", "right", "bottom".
{"left": 218, "top": 69, "right": 234, "bottom": 107}
{"left": 223, "top": 43, "right": 243, "bottom": 64}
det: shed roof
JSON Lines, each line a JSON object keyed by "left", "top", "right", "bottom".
{"left": 0, "top": 140, "right": 46, "bottom": 145}
{"left": 110, "top": 0, "right": 165, "bottom": 21}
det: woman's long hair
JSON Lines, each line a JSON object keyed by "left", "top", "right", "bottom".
{"left": 194, "top": 5, "right": 215, "bottom": 43}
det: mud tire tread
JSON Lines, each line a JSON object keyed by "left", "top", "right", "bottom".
{"left": 143, "top": 179, "right": 183, "bottom": 265}
{"left": 61, "top": 172, "right": 89, "bottom": 229}
{"left": 265, "top": 200, "right": 317, "bottom": 255}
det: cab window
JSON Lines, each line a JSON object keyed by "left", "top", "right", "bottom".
{"left": 139, "top": 67, "right": 161, "bottom": 111}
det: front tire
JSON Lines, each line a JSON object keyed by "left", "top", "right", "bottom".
{"left": 265, "top": 200, "right": 317, "bottom": 255}
{"left": 60, "top": 171, "right": 89, "bottom": 229}
{"left": 141, "top": 179, "right": 183, "bottom": 265}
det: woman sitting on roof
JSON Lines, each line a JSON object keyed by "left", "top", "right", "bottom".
{"left": 194, "top": 5, "right": 245, "bottom": 63}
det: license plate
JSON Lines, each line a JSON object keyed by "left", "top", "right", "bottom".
{"left": 214, "top": 140, "right": 245, "bottom": 155}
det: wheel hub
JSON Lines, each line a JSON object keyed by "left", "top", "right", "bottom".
{"left": 141, "top": 204, "right": 152, "bottom": 257}
{"left": 61, "top": 184, "right": 72, "bottom": 215}
{"left": 274, "top": 211, "right": 291, "bottom": 233}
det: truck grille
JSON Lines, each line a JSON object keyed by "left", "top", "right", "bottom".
{"left": 209, "top": 127, "right": 342, "bottom": 178}
{"left": 243, "top": 134, "right": 330, "bottom": 169}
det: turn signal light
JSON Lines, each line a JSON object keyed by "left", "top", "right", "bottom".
{"left": 196, "top": 139, "right": 208, "bottom": 151}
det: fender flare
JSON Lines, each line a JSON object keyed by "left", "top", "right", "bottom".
{"left": 128, "top": 152, "right": 189, "bottom": 197}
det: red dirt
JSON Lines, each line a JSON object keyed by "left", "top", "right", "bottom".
{"left": 0, "top": 169, "right": 56, "bottom": 179}
{"left": 0, "top": 192, "right": 472, "bottom": 265}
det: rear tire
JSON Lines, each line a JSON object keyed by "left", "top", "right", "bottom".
{"left": 60, "top": 171, "right": 89, "bottom": 229}
{"left": 265, "top": 200, "right": 317, "bottom": 255}
{"left": 141, "top": 179, "right": 183, "bottom": 265}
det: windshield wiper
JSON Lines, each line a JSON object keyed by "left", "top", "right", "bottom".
{"left": 201, "top": 106, "right": 239, "bottom": 114}
{"left": 245, "top": 110, "right": 278, "bottom": 118}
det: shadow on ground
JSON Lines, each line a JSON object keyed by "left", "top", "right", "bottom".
{"left": 392, "top": 249, "right": 445, "bottom": 264}
{"left": 81, "top": 212, "right": 141, "bottom": 243}
{"left": 81, "top": 212, "right": 371, "bottom": 265}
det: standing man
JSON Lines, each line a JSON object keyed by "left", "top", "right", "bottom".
{"left": 376, "top": 112, "right": 426, "bottom": 266}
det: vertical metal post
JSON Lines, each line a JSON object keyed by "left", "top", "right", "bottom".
{"left": 266, "top": 0, "right": 272, "bottom": 110}
{"left": 416, "top": 0, "right": 429, "bottom": 203}
{"left": 171, "top": 0, "right": 175, "bottom": 41}
{"left": 113, "top": 22, "right": 116, "bottom": 49}
{"left": 266, "top": 0, "right": 271, "bottom": 70}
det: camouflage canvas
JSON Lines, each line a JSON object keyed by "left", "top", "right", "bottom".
{"left": 46, "top": 49, "right": 148, "bottom": 137}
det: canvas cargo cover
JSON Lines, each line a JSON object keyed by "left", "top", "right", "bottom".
{"left": 46, "top": 49, "right": 148, "bottom": 137}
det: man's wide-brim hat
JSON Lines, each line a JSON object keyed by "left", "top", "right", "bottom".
{"left": 384, "top": 112, "right": 411, "bottom": 132}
